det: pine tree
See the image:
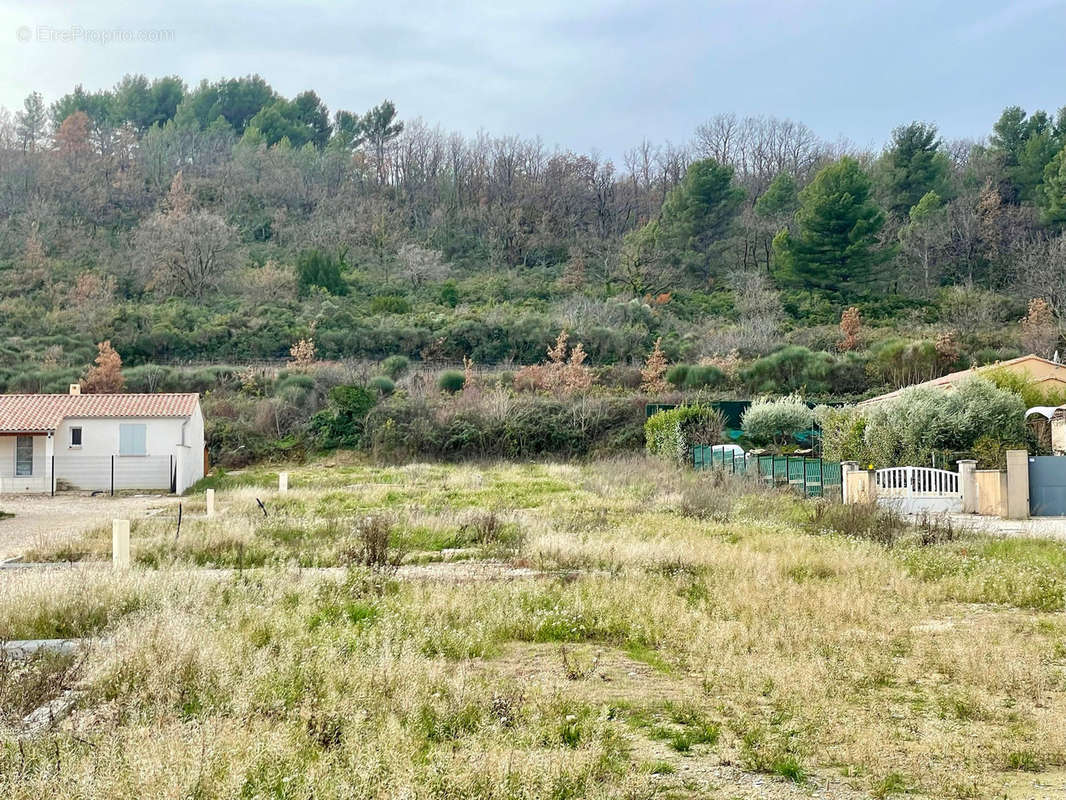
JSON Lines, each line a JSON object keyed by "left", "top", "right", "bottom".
{"left": 773, "top": 157, "right": 892, "bottom": 298}
{"left": 1041, "top": 145, "right": 1066, "bottom": 227}
{"left": 15, "top": 91, "right": 47, "bottom": 152}
{"left": 754, "top": 172, "right": 798, "bottom": 218}
{"left": 658, "top": 158, "right": 744, "bottom": 284}
{"left": 879, "top": 122, "right": 950, "bottom": 217}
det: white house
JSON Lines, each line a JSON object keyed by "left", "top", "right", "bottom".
{"left": 0, "top": 387, "right": 205, "bottom": 495}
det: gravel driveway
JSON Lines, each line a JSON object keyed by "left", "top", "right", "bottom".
{"left": 0, "top": 494, "right": 180, "bottom": 560}
{"left": 944, "top": 512, "right": 1066, "bottom": 540}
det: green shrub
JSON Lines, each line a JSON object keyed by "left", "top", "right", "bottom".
{"left": 741, "top": 346, "right": 866, "bottom": 396}
{"left": 368, "top": 375, "right": 396, "bottom": 396}
{"left": 365, "top": 394, "right": 643, "bottom": 461}
{"left": 309, "top": 385, "right": 377, "bottom": 449}
{"left": 666, "top": 364, "right": 690, "bottom": 388}
{"left": 645, "top": 405, "right": 726, "bottom": 464}
{"left": 438, "top": 370, "right": 466, "bottom": 393}
{"left": 867, "top": 338, "right": 936, "bottom": 385}
{"left": 741, "top": 395, "right": 813, "bottom": 448}
{"left": 985, "top": 366, "right": 1066, "bottom": 409}
{"left": 297, "top": 249, "right": 348, "bottom": 297}
{"left": 816, "top": 405, "right": 870, "bottom": 463}
{"left": 370, "top": 295, "right": 411, "bottom": 314}
{"left": 274, "top": 373, "right": 315, "bottom": 394}
{"left": 684, "top": 364, "right": 724, "bottom": 389}
{"left": 381, "top": 355, "right": 410, "bottom": 380}
{"left": 863, "top": 377, "right": 1025, "bottom": 467}
{"left": 439, "top": 280, "right": 460, "bottom": 307}
{"left": 666, "top": 363, "right": 723, "bottom": 390}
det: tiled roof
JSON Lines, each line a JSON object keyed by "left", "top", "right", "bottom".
{"left": 0, "top": 393, "right": 199, "bottom": 433}
{"left": 858, "top": 354, "right": 1066, "bottom": 406}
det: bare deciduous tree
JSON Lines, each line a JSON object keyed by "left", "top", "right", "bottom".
{"left": 134, "top": 209, "right": 238, "bottom": 298}
{"left": 397, "top": 243, "right": 449, "bottom": 288}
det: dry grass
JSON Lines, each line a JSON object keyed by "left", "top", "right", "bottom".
{"left": 2, "top": 456, "right": 1066, "bottom": 798}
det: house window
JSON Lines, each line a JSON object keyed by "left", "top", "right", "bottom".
{"left": 15, "top": 436, "right": 33, "bottom": 476}
{"left": 119, "top": 424, "right": 147, "bottom": 456}
{"left": 70, "top": 427, "right": 82, "bottom": 448}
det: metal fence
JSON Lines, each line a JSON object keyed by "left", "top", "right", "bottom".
{"left": 52, "top": 455, "right": 176, "bottom": 495}
{"left": 691, "top": 446, "right": 842, "bottom": 499}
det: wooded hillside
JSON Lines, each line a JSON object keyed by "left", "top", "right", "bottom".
{"left": 2, "top": 74, "right": 1065, "bottom": 397}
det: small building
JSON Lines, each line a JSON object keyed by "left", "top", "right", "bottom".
{"left": 0, "top": 387, "right": 204, "bottom": 495}
{"left": 859, "top": 354, "right": 1066, "bottom": 407}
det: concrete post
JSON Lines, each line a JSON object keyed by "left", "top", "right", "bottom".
{"left": 174, "top": 446, "right": 185, "bottom": 495}
{"left": 112, "top": 519, "right": 130, "bottom": 570}
{"left": 205, "top": 488, "right": 215, "bottom": 518}
{"left": 957, "top": 459, "right": 978, "bottom": 514}
{"left": 1005, "top": 450, "right": 1030, "bottom": 521}
{"left": 278, "top": 472, "right": 289, "bottom": 493}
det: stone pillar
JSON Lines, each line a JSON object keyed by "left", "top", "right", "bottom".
{"left": 279, "top": 472, "right": 289, "bottom": 493}
{"left": 112, "top": 519, "right": 130, "bottom": 570}
{"left": 843, "top": 464, "right": 876, "bottom": 505}
{"left": 206, "top": 488, "right": 215, "bottom": 518}
{"left": 1005, "top": 450, "right": 1030, "bottom": 521}
{"left": 957, "top": 459, "right": 977, "bottom": 514}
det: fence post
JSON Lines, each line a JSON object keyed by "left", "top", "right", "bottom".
{"left": 802, "top": 458, "right": 809, "bottom": 497}
{"left": 958, "top": 459, "right": 977, "bottom": 513}
{"left": 51, "top": 455, "right": 55, "bottom": 497}
{"left": 206, "top": 488, "right": 215, "bottom": 518}
{"left": 111, "top": 455, "right": 115, "bottom": 497}
{"left": 112, "top": 519, "right": 130, "bottom": 570}
{"left": 279, "top": 472, "right": 289, "bottom": 493}
{"left": 1005, "top": 450, "right": 1029, "bottom": 520}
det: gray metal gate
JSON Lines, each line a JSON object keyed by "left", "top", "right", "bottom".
{"left": 1028, "top": 456, "right": 1066, "bottom": 516}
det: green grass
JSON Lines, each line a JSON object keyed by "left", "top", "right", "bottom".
{"left": 6, "top": 457, "right": 1066, "bottom": 799}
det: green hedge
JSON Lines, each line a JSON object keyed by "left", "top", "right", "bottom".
{"left": 366, "top": 395, "right": 645, "bottom": 461}
{"left": 645, "top": 405, "right": 725, "bottom": 465}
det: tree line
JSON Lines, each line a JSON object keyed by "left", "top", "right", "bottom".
{"left": 2, "top": 73, "right": 1066, "bottom": 390}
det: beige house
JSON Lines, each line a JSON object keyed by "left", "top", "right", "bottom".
{"left": 859, "top": 354, "right": 1066, "bottom": 407}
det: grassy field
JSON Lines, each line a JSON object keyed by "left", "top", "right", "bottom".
{"left": 3, "top": 456, "right": 1066, "bottom": 799}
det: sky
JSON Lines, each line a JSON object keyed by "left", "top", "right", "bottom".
{"left": 1, "top": 0, "right": 1065, "bottom": 160}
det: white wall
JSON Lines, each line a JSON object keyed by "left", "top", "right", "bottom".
{"left": 0, "top": 434, "right": 50, "bottom": 493}
{"left": 0, "top": 401, "right": 205, "bottom": 495}
{"left": 176, "top": 403, "right": 206, "bottom": 494}
{"left": 52, "top": 409, "right": 203, "bottom": 492}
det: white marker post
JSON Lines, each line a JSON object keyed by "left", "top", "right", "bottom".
{"left": 112, "top": 519, "right": 130, "bottom": 570}
{"left": 279, "top": 472, "right": 289, "bottom": 493}
{"left": 206, "top": 489, "right": 215, "bottom": 517}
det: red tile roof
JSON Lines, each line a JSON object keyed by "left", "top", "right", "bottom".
{"left": 0, "top": 393, "right": 199, "bottom": 433}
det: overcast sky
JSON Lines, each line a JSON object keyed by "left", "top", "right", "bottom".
{"left": 2, "top": 0, "right": 1065, "bottom": 159}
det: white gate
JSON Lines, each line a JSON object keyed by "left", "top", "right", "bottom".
{"left": 874, "top": 466, "right": 962, "bottom": 513}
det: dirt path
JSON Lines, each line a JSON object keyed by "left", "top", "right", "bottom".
{"left": 0, "top": 494, "right": 180, "bottom": 561}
